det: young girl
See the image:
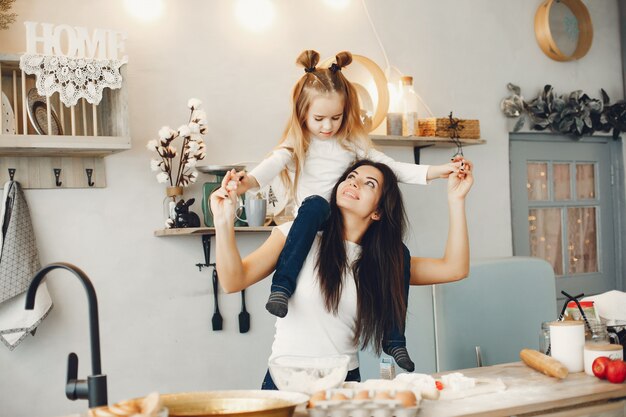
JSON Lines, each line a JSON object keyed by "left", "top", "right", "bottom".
{"left": 232, "top": 50, "right": 464, "bottom": 372}
{"left": 211, "top": 159, "right": 473, "bottom": 387}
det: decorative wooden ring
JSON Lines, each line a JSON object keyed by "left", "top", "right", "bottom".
{"left": 534, "top": 0, "right": 593, "bottom": 62}
{"left": 321, "top": 54, "right": 389, "bottom": 132}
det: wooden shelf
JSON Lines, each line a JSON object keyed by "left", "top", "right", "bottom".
{"left": 154, "top": 226, "right": 275, "bottom": 237}
{"left": 370, "top": 135, "right": 486, "bottom": 148}
{"left": 0, "top": 134, "right": 130, "bottom": 157}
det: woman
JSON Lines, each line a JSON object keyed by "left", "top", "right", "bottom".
{"left": 210, "top": 159, "right": 473, "bottom": 388}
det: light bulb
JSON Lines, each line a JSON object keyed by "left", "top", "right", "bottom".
{"left": 235, "top": 0, "right": 276, "bottom": 32}
{"left": 324, "top": 0, "right": 351, "bottom": 9}
{"left": 124, "top": 0, "right": 164, "bottom": 21}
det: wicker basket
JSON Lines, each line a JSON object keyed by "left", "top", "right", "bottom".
{"left": 418, "top": 118, "right": 481, "bottom": 139}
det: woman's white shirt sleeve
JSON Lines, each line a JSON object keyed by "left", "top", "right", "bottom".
{"left": 363, "top": 148, "right": 430, "bottom": 185}
{"left": 248, "top": 148, "right": 293, "bottom": 189}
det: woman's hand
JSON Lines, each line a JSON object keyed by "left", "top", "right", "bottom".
{"left": 427, "top": 157, "right": 465, "bottom": 180}
{"left": 209, "top": 169, "right": 239, "bottom": 226}
{"left": 447, "top": 159, "right": 474, "bottom": 200}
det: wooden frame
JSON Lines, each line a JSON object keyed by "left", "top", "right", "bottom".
{"left": 535, "top": 0, "right": 593, "bottom": 62}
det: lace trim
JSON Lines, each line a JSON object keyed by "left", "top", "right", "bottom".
{"left": 19, "top": 54, "right": 127, "bottom": 106}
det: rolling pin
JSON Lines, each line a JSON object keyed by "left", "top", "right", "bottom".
{"left": 520, "top": 349, "right": 569, "bottom": 379}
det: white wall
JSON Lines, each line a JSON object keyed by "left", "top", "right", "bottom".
{"left": 0, "top": 1, "right": 623, "bottom": 416}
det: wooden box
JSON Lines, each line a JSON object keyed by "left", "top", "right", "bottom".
{"left": 418, "top": 118, "right": 481, "bottom": 139}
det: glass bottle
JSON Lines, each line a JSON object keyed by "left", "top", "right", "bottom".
{"left": 164, "top": 186, "right": 183, "bottom": 226}
{"left": 399, "top": 76, "right": 419, "bottom": 136}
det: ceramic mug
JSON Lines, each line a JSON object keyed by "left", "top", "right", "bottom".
{"left": 236, "top": 198, "right": 267, "bottom": 227}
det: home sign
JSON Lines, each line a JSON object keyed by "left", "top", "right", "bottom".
{"left": 24, "top": 21, "right": 127, "bottom": 61}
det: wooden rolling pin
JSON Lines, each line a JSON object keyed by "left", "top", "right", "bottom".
{"left": 520, "top": 349, "right": 569, "bottom": 379}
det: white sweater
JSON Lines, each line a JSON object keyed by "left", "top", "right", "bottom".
{"left": 249, "top": 136, "right": 429, "bottom": 206}
{"left": 270, "top": 222, "right": 361, "bottom": 370}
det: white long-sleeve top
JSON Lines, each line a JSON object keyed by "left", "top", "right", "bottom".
{"left": 249, "top": 136, "right": 430, "bottom": 207}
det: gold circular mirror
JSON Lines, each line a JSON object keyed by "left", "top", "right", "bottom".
{"left": 321, "top": 55, "right": 389, "bottom": 132}
{"left": 535, "top": 0, "right": 593, "bottom": 61}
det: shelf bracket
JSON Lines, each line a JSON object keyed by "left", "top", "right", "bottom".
{"left": 413, "top": 144, "right": 435, "bottom": 164}
{"left": 196, "top": 234, "right": 215, "bottom": 271}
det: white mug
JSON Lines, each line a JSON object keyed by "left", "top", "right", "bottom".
{"left": 236, "top": 198, "right": 267, "bottom": 227}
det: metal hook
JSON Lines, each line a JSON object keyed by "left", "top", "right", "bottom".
{"left": 53, "top": 168, "right": 62, "bottom": 187}
{"left": 85, "top": 169, "right": 95, "bottom": 187}
{"left": 8, "top": 168, "right": 15, "bottom": 181}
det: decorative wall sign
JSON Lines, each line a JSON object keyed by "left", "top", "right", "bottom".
{"left": 19, "top": 22, "right": 128, "bottom": 106}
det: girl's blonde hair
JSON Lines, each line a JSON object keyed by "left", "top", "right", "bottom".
{"left": 278, "top": 50, "right": 373, "bottom": 200}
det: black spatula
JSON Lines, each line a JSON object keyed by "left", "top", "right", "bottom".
{"left": 239, "top": 289, "right": 250, "bottom": 333}
{"left": 212, "top": 268, "right": 223, "bottom": 331}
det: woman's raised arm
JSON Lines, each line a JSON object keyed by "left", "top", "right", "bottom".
{"left": 410, "top": 160, "right": 473, "bottom": 285}
{"left": 210, "top": 170, "right": 286, "bottom": 293}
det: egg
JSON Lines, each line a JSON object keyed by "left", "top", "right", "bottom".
{"left": 374, "top": 391, "right": 393, "bottom": 400}
{"left": 394, "top": 390, "right": 417, "bottom": 408}
{"left": 308, "top": 390, "right": 327, "bottom": 408}
{"left": 354, "top": 390, "right": 370, "bottom": 400}
{"left": 330, "top": 393, "right": 349, "bottom": 401}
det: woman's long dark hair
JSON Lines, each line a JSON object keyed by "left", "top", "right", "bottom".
{"left": 315, "top": 160, "right": 408, "bottom": 354}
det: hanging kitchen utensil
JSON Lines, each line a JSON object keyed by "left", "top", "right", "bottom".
{"left": 211, "top": 268, "right": 223, "bottom": 331}
{"left": 239, "top": 289, "right": 250, "bottom": 333}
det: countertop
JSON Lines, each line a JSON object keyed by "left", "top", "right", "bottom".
{"left": 58, "top": 362, "right": 626, "bottom": 417}
{"left": 416, "top": 361, "right": 626, "bottom": 416}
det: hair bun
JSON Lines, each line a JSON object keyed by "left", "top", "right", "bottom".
{"left": 296, "top": 50, "right": 320, "bottom": 72}
{"left": 334, "top": 51, "right": 353, "bottom": 69}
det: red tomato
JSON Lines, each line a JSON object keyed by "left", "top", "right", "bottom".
{"left": 435, "top": 381, "right": 444, "bottom": 391}
{"left": 606, "top": 359, "right": 626, "bottom": 384}
{"left": 592, "top": 356, "right": 612, "bottom": 379}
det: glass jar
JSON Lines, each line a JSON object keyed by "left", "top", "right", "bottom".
{"left": 164, "top": 186, "right": 183, "bottom": 226}
{"left": 539, "top": 321, "right": 551, "bottom": 355}
{"left": 586, "top": 319, "right": 620, "bottom": 345}
{"left": 564, "top": 300, "right": 598, "bottom": 322}
{"left": 399, "top": 76, "right": 419, "bottom": 136}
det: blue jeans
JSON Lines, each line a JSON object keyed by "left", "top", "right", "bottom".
{"left": 271, "top": 195, "right": 410, "bottom": 352}
{"left": 262, "top": 367, "right": 361, "bottom": 390}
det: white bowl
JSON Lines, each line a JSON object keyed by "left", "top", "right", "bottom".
{"left": 268, "top": 355, "right": 350, "bottom": 394}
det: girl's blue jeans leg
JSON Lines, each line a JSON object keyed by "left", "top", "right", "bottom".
{"left": 271, "top": 195, "right": 330, "bottom": 296}
{"left": 383, "top": 244, "right": 411, "bottom": 352}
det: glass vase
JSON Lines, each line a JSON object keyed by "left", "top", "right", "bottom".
{"left": 164, "top": 186, "right": 183, "bottom": 227}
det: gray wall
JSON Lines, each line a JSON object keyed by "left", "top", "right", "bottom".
{"left": 0, "top": 1, "right": 623, "bottom": 416}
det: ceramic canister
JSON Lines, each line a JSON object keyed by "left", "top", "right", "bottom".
{"left": 550, "top": 321, "right": 585, "bottom": 372}
{"left": 583, "top": 343, "right": 623, "bottom": 376}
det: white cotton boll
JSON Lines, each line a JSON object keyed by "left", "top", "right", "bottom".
{"left": 188, "top": 122, "right": 200, "bottom": 134}
{"left": 189, "top": 171, "right": 198, "bottom": 183}
{"left": 178, "top": 124, "right": 191, "bottom": 137}
{"left": 156, "top": 172, "right": 169, "bottom": 183}
{"left": 159, "top": 126, "right": 173, "bottom": 140}
{"left": 188, "top": 98, "right": 202, "bottom": 110}
{"left": 150, "top": 159, "right": 162, "bottom": 171}
{"left": 146, "top": 139, "right": 158, "bottom": 151}
{"left": 188, "top": 141, "right": 199, "bottom": 153}
{"left": 185, "top": 158, "right": 198, "bottom": 168}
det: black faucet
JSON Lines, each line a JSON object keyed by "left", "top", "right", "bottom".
{"left": 25, "top": 262, "right": 107, "bottom": 409}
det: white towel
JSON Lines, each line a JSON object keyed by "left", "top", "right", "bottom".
{"left": 0, "top": 282, "right": 52, "bottom": 350}
{"left": 583, "top": 290, "right": 626, "bottom": 325}
{"left": 0, "top": 181, "right": 52, "bottom": 350}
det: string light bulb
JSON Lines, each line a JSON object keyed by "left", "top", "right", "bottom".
{"left": 124, "top": 0, "right": 164, "bottom": 21}
{"left": 235, "top": 0, "right": 276, "bottom": 32}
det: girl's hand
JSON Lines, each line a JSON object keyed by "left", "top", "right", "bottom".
{"left": 447, "top": 159, "right": 474, "bottom": 200}
{"left": 233, "top": 171, "right": 259, "bottom": 196}
{"left": 427, "top": 156, "right": 466, "bottom": 180}
{"left": 209, "top": 169, "right": 239, "bottom": 225}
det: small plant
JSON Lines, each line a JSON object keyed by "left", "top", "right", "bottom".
{"left": 500, "top": 83, "right": 626, "bottom": 139}
{"left": 147, "top": 98, "right": 207, "bottom": 187}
